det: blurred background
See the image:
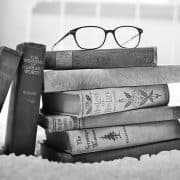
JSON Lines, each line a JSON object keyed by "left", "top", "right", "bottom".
{"left": 0, "top": 0, "right": 180, "bottom": 144}
{"left": 1, "top": 0, "right": 180, "bottom": 64}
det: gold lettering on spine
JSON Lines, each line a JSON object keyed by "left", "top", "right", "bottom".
{"left": 23, "top": 56, "right": 43, "bottom": 76}
{"left": 48, "top": 116, "right": 75, "bottom": 132}
{"left": 82, "top": 89, "right": 115, "bottom": 117}
{"left": 84, "top": 129, "right": 98, "bottom": 150}
{"left": 122, "top": 126, "right": 129, "bottom": 144}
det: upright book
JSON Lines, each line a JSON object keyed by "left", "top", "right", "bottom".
{"left": 45, "top": 47, "right": 157, "bottom": 69}
{"left": 44, "top": 65, "right": 180, "bottom": 93}
{"left": 41, "top": 139, "right": 180, "bottom": 163}
{"left": 5, "top": 42, "right": 46, "bottom": 155}
{"left": 39, "top": 106, "right": 180, "bottom": 132}
{"left": 46, "top": 120, "right": 180, "bottom": 155}
{"left": 0, "top": 46, "right": 21, "bottom": 111}
{"left": 42, "top": 84, "right": 169, "bottom": 117}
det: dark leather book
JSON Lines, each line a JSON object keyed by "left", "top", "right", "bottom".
{"left": 45, "top": 47, "right": 157, "bottom": 69}
{"left": 0, "top": 46, "right": 21, "bottom": 111}
{"left": 41, "top": 139, "right": 180, "bottom": 163}
{"left": 4, "top": 42, "right": 46, "bottom": 155}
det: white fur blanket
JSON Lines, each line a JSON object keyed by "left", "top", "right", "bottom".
{"left": 0, "top": 150, "right": 180, "bottom": 180}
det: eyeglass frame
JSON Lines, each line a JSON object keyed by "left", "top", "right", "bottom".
{"left": 52, "top": 25, "right": 143, "bottom": 50}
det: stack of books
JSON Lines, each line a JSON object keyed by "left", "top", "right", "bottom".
{"left": 39, "top": 48, "right": 180, "bottom": 163}
{"left": 1, "top": 44, "right": 180, "bottom": 161}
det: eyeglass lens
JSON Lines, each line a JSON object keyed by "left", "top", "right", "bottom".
{"left": 114, "top": 27, "right": 140, "bottom": 48}
{"left": 75, "top": 26, "right": 140, "bottom": 49}
{"left": 75, "top": 27, "right": 105, "bottom": 49}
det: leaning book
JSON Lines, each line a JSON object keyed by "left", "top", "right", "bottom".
{"left": 0, "top": 46, "right": 21, "bottom": 111}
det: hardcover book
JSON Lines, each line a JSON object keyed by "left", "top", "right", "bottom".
{"left": 39, "top": 106, "right": 180, "bottom": 132}
{"left": 41, "top": 139, "right": 180, "bottom": 163}
{"left": 45, "top": 120, "right": 180, "bottom": 155}
{"left": 44, "top": 65, "right": 180, "bottom": 93}
{"left": 45, "top": 47, "right": 157, "bottom": 69}
{"left": 5, "top": 42, "right": 46, "bottom": 155}
{"left": 0, "top": 46, "right": 21, "bottom": 111}
{"left": 42, "top": 84, "right": 169, "bottom": 117}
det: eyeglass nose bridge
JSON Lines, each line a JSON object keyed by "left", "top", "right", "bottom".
{"left": 104, "top": 29, "right": 118, "bottom": 46}
{"left": 105, "top": 30, "right": 114, "bottom": 35}
{"left": 69, "top": 29, "right": 76, "bottom": 35}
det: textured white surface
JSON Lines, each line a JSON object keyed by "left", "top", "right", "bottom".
{"left": 0, "top": 151, "right": 180, "bottom": 180}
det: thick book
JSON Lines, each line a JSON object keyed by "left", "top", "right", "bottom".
{"left": 39, "top": 106, "right": 180, "bottom": 132}
{"left": 45, "top": 120, "right": 180, "bottom": 155}
{"left": 42, "top": 84, "right": 169, "bottom": 117}
{"left": 41, "top": 139, "right": 180, "bottom": 163}
{"left": 45, "top": 47, "right": 157, "bottom": 69}
{"left": 4, "top": 42, "right": 46, "bottom": 155}
{"left": 0, "top": 46, "right": 21, "bottom": 111}
{"left": 44, "top": 65, "right": 180, "bottom": 93}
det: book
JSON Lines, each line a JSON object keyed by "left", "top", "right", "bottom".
{"left": 39, "top": 106, "right": 180, "bottom": 132}
{"left": 42, "top": 84, "right": 169, "bottom": 117}
{"left": 41, "top": 139, "right": 180, "bottom": 163}
{"left": 4, "top": 42, "right": 46, "bottom": 155}
{"left": 44, "top": 65, "right": 180, "bottom": 93}
{"left": 0, "top": 46, "right": 21, "bottom": 111}
{"left": 45, "top": 120, "right": 180, "bottom": 155}
{"left": 45, "top": 47, "right": 157, "bottom": 69}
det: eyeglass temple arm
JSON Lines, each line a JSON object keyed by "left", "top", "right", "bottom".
{"left": 121, "top": 33, "right": 139, "bottom": 47}
{"left": 51, "top": 31, "right": 71, "bottom": 50}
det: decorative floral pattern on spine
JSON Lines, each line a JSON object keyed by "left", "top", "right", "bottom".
{"left": 80, "top": 84, "right": 169, "bottom": 117}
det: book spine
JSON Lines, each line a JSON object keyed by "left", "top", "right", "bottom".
{"left": 78, "top": 85, "right": 169, "bottom": 117}
{"left": 0, "top": 47, "right": 21, "bottom": 111}
{"left": 5, "top": 42, "right": 46, "bottom": 155}
{"left": 44, "top": 65, "right": 180, "bottom": 93}
{"left": 41, "top": 106, "right": 180, "bottom": 132}
{"left": 45, "top": 47, "right": 157, "bottom": 69}
{"left": 67, "top": 120, "right": 180, "bottom": 154}
{"left": 45, "top": 115, "right": 79, "bottom": 132}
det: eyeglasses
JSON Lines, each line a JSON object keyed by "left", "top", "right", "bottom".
{"left": 52, "top": 26, "right": 143, "bottom": 50}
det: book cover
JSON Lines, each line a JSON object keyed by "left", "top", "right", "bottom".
{"left": 42, "top": 85, "right": 169, "bottom": 117}
{"left": 45, "top": 120, "right": 180, "bottom": 155}
{"left": 45, "top": 47, "right": 157, "bottom": 69}
{"left": 0, "top": 46, "right": 21, "bottom": 111}
{"left": 44, "top": 65, "right": 180, "bottom": 93}
{"left": 4, "top": 42, "right": 46, "bottom": 155}
{"left": 39, "top": 106, "right": 180, "bottom": 132}
{"left": 41, "top": 139, "right": 180, "bottom": 163}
